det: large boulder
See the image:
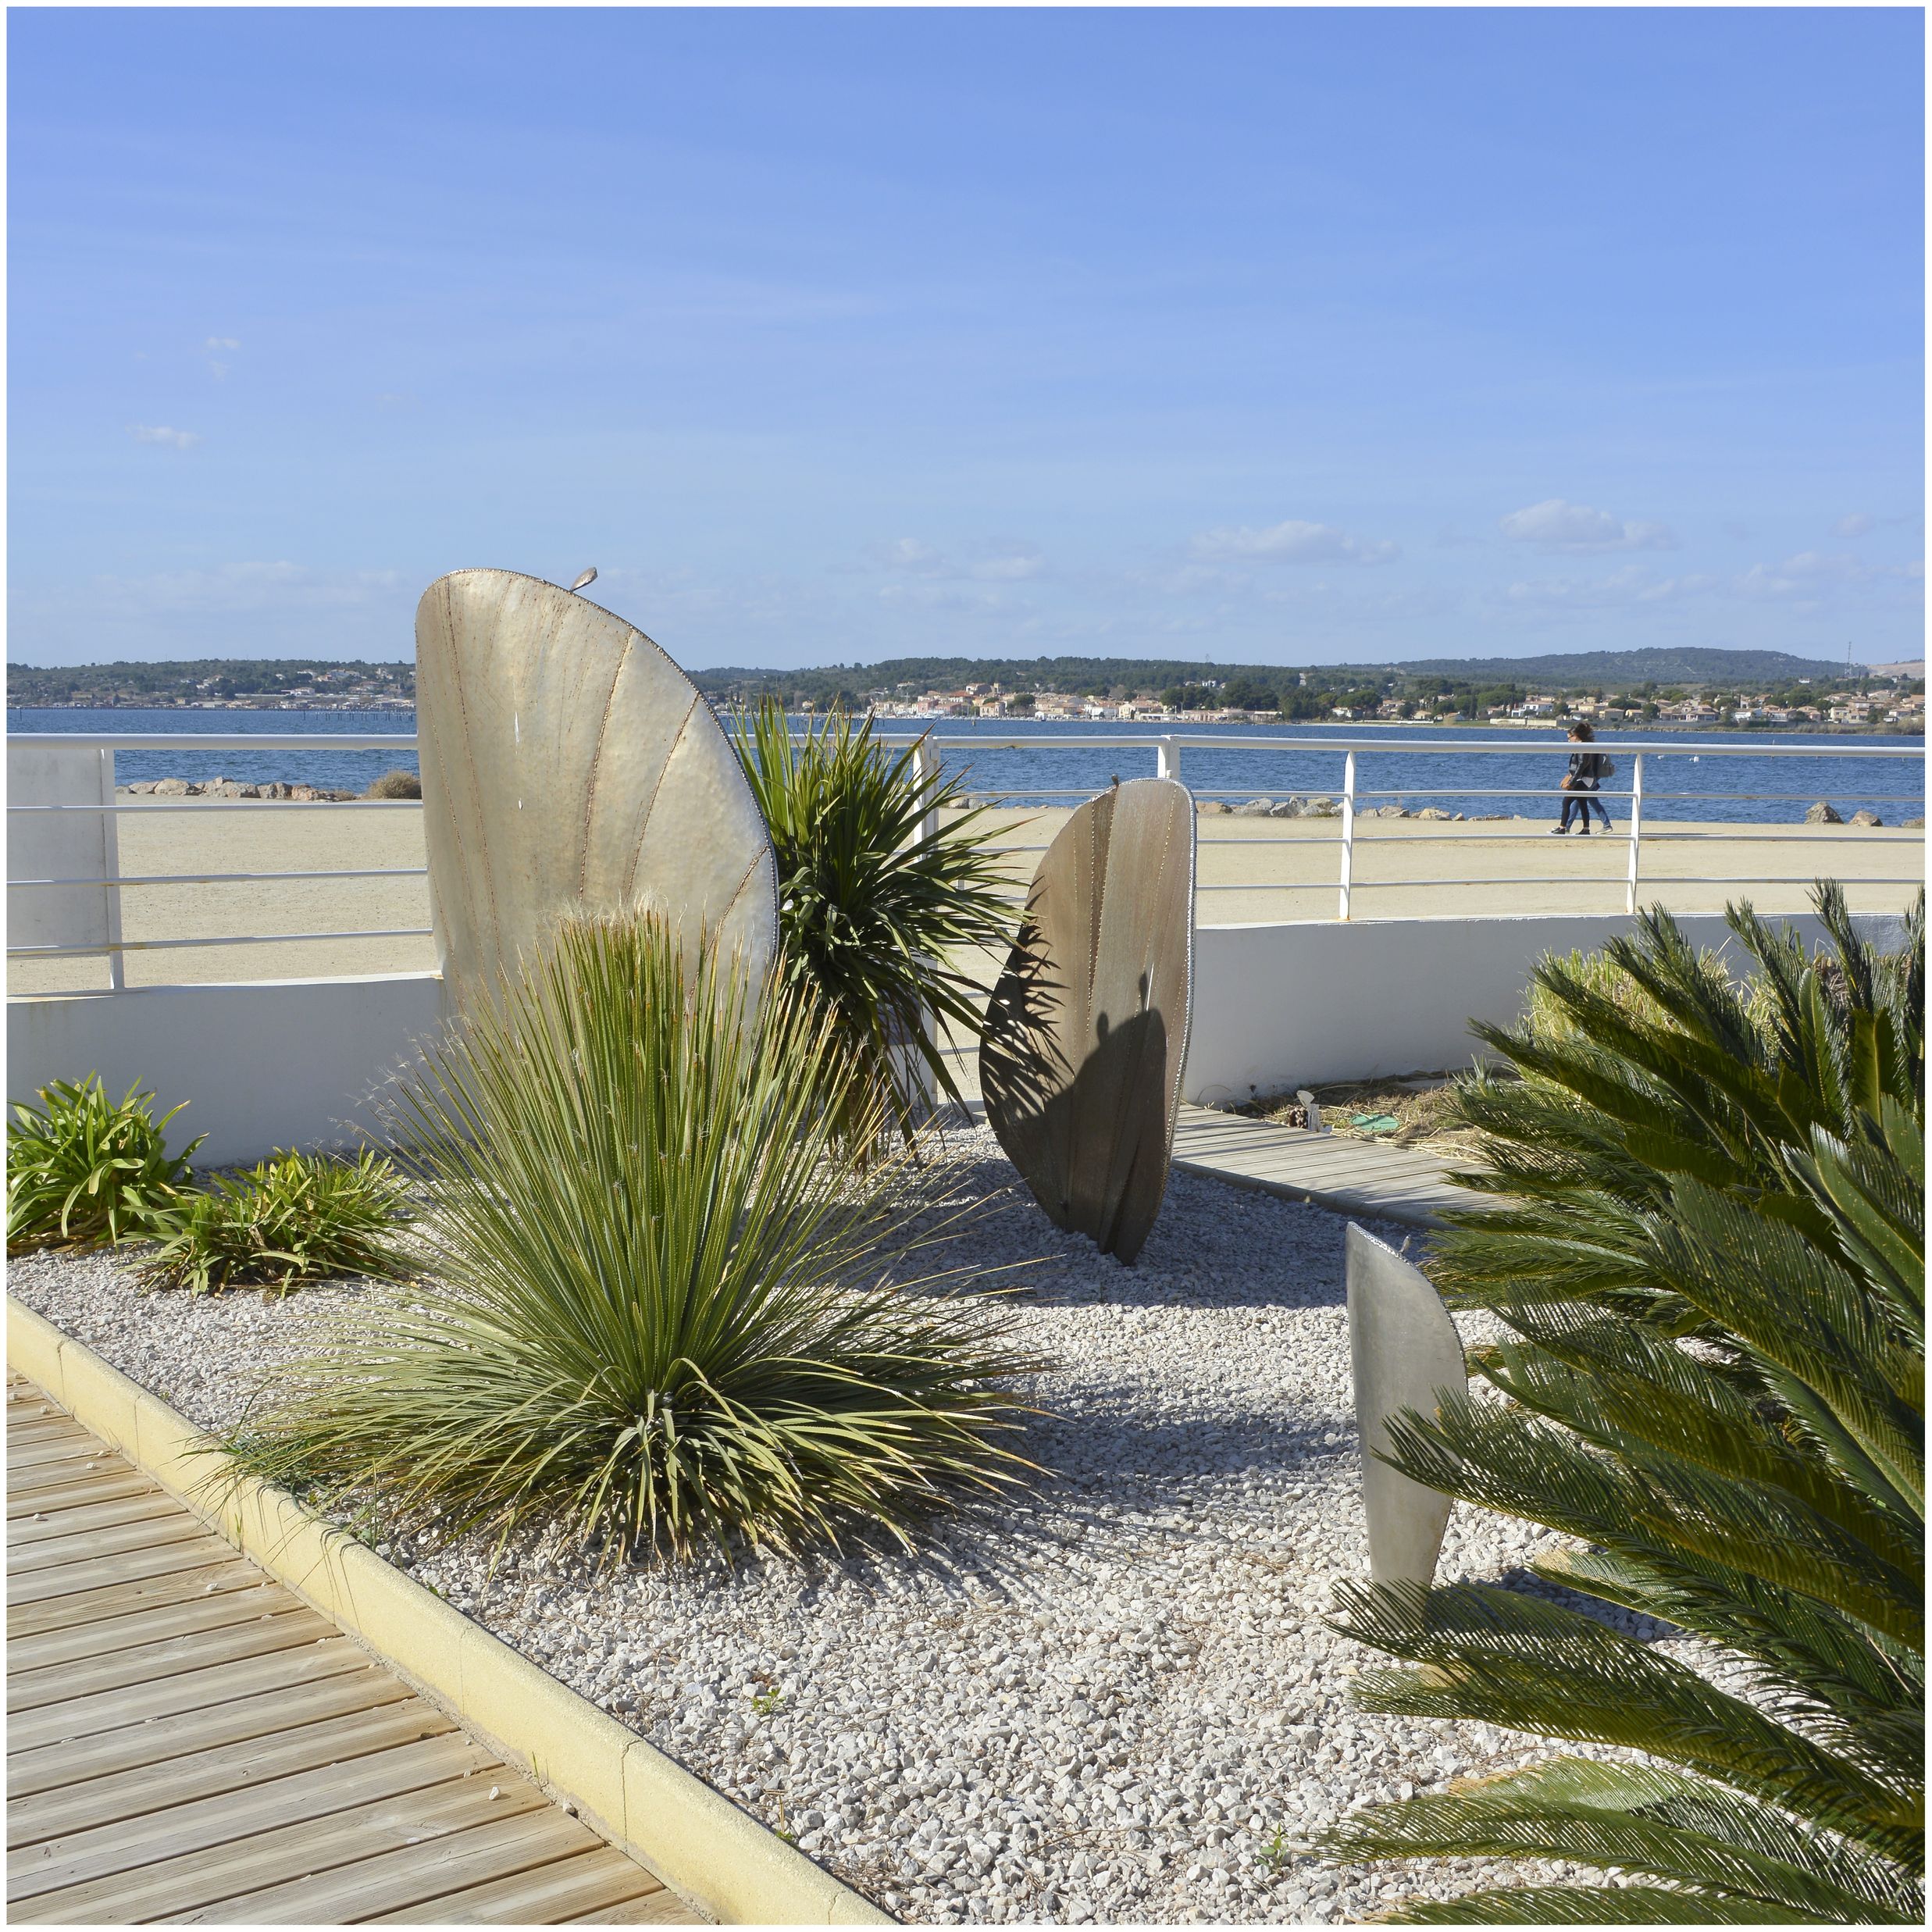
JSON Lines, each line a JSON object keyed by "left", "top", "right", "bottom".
{"left": 1850, "top": 809, "right": 1884, "bottom": 828}
{"left": 1805, "top": 800, "right": 1844, "bottom": 824}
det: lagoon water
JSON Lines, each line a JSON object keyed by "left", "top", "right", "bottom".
{"left": 8, "top": 707, "right": 1923, "bottom": 825}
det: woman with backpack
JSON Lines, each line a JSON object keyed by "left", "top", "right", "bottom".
{"left": 1551, "top": 722, "right": 1614, "bottom": 835}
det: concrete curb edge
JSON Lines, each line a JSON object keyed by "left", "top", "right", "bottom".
{"left": 6, "top": 1293, "right": 892, "bottom": 1927}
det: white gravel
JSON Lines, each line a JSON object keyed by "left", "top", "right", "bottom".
{"left": 12, "top": 1128, "right": 1600, "bottom": 1923}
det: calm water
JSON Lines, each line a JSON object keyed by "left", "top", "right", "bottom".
{"left": 8, "top": 707, "right": 1923, "bottom": 825}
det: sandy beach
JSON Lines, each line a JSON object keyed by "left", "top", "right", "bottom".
{"left": 9, "top": 797, "right": 1922, "bottom": 996}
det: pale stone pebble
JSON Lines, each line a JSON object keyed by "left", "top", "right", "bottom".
{"left": 12, "top": 1128, "right": 1670, "bottom": 1923}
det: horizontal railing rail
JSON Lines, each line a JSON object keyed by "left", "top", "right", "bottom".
{"left": 7, "top": 727, "right": 1922, "bottom": 985}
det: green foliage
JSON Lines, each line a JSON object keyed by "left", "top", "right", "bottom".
{"left": 1323, "top": 884, "right": 1924, "bottom": 1922}
{"left": 733, "top": 697, "right": 1018, "bottom": 1146}
{"left": 226, "top": 914, "right": 1042, "bottom": 1563}
{"left": 363, "top": 768, "right": 421, "bottom": 800}
{"left": 136, "top": 1149, "right": 414, "bottom": 1295}
{"left": 6, "top": 1075, "right": 202, "bottom": 1250}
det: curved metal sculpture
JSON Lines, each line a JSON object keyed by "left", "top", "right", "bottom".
{"left": 1345, "top": 1223, "right": 1467, "bottom": 1585}
{"left": 979, "top": 777, "right": 1195, "bottom": 1264}
{"left": 415, "top": 569, "right": 778, "bottom": 1014}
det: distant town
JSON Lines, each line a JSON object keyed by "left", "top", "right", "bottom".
{"left": 7, "top": 651, "right": 1924, "bottom": 733}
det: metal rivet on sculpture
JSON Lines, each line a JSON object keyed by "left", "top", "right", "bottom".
{"left": 979, "top": 777, "right": 1195, "bottom": 1264}
{"left": 415, "top": 569, "right": 778, "bottom": 1013}
{"left": 1345, "top": 1223, "right": 1467, "bottom": 1586}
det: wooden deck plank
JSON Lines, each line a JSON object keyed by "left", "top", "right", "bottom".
{"left": 9, "top": 1509, "right": 219, "bottom": 1574}
{"left": 7, "top": 1667, "right": 416, "bottom": 1797}
{"left": 18, "top": 1773, "right": 556, "bottom": 1922}
{"left": 5, "top": 1528, "right": 242, "bottom": 1605}
{"left": 6, "top": 1469, "right": 159, "bottom": 1517}
{"left": 8, "top": 1700, "right": 458, "bottom": 1850}
{"left": 373, "top": 1846, "right": 672, "bottom": 1923}
{"left": 9, "top": 1488, "right": 183, "bottom": 1545}
{"left": 9, "top": 1632, "right": 373, "bottom": 1748}
{"left": 5, "top": 1373, "right": 699, "bottom": 1927}
{"left": 8, "top": 1606, "right": 332, "bottom": 1713}
{"left": 180, "top": 1805, "right": 596, "bottom": 1924}
{"left": 6, "top": 1561, "right": 279, "bottom": 1644}
{"left": 10, "top": 1732, "right": 501, "bottom": 1901}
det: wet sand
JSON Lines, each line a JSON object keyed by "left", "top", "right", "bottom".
{"left": 8, "top": 797, "right": 1923, "bottom": 996}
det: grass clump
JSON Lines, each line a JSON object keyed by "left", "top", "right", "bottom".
{"left": 363, "top": 768, "right": 421, "bottom": 799}
{"left": 1322, "top": 884, "right": 1924, "bottom": 1922}
{"left": 6, "top": 1075, "right": 201, "bottom": 1251}
{"left": 227, "top": 912, "right": 1041, "bottom": 1563}
{"left": 137, "top": 1149, "right": 414, "bottom": 1295}
{"left": 733, "top": 697, "right": 1017, "bottom": 1147}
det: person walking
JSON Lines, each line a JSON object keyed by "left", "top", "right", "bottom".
{"left": 1550, "top": 722, "right": 1614, "bottom": 835}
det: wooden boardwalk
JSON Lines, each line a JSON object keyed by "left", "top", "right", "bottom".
{"left": 5, "top": 1374, "right": 699, "bottom": 1925}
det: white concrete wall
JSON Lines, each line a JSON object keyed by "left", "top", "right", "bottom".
{"left": 7, "top": 974, "right": 443, "bottom": 1169}
{"left": 8, "top": 907, "right": 1909, "bottom": 1166}
{"left": 1183, "top": 910, "right": 1909, "bottom": 1105}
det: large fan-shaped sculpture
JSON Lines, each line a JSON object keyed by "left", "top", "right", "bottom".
{"left": 415, "top": 569, "right": 778, "bottom": 1013}
{"left": 1345, "top": 1223, "right": 1467, "bottom": 1586}
{"left": 979, "top": 777, "right": 1194, "bottom": 1264}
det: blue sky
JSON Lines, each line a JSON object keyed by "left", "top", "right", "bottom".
{"left": 8, "top": 6, "right": 1923, "bottom": 672}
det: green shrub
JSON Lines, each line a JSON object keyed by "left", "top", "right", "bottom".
{"left": 1322, "top": 885, "right": 1924, "bottom": 1921}
{"left": 226, "top": 913, "right": 1042, "bottom": 1562}
{"left": 6, "top": 1075, "right": 201, "bottom": 1250}
{"left": 363, "top": 768, "right": 421, "bottom": 800}
{"left": 733, "top": 698, "right": 1017, "bottom": 1147}
{"left": 137, "top": 1149, "right": 414, "bottom": 1296}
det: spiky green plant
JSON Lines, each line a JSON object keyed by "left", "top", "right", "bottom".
{"left": 225, "top": 913, "right": 1041, "bottom": 1562}
{"left": 1322, "top": 884, "right": 1923, "bottom": 1922}
{"left": 136, "top": 1148, "right": 414, "bottom": 1296}
{"left": 6, "top": 1074, "right": 202, "bottom": 1250}
{"left": 733, "top": 697, "right": 1018, "bottom": 1147}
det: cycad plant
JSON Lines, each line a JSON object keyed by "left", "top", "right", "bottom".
{"left": 227, "top": 914, "right": 1040, "bottom": 1562}
{"left": 733, "top": 698, "right": 1017, "bottom": 1147}
{"left": 1324, "top": 884, "right": 1923, "bottom": 1922}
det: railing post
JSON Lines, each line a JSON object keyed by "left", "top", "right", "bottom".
{"left": 98, "top": 749, "right": 124, "bottom": 989}
{"left": 913, "top": 736, "right": 941, "bottom": 848}
{"left": 1156, "top": 736, "right": 1181, "bottom": 785}
{"left": 1338, "top": 749, "right": 1356, "bottom": 921}
{"left": 1624, "top": 752, "right": 1645, "bottom": 918}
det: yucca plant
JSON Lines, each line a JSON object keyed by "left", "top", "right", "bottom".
{"left": 226, "top": 913, "right": 1041, "bottom": 1562}
{"left": 1323, "top": 884, "right": 1924, "bottom": 1922}
{"left": 733, "top": 697, "right": 1018, "bottom": 1147}
{"left": 6, "top": 1074, "right": 202, "bottom": 1250}
{"left": 137, "top": 1148, "right": 414, "bottom": 1296}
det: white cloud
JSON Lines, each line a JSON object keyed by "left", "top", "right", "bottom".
{"left": 128, "top": 425, "right": 199, "bottom": 449}
{"left": 969, "top": 544, "right": 1046, "bottom": 582}
{"left": 1835, "top": 512, "right": 1877, "bottom": 538}
{"left": 1499, "top": 498, "right": 1677, "bottom": 552}
{"left": 1503, "top": 566, "right": 1716, "bottom": 610}
{"left": 205, "top": 337, "right": 240, "bottom": 351}
{"left": 1190, "top": 519, "right": 1398, "bottom": 565}
{"left": 870, "top": 536, "right": 1047, "bottom": 582}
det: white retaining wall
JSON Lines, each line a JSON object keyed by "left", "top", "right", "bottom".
{"left": 6, "top": 974, "right": 444, "bottom": 1169}
{"left": 5, "top": 911, "right": 1909, "bottom": 1166}
{"left": 1182, "top": 910, "right": 1908, "bottom": 1105}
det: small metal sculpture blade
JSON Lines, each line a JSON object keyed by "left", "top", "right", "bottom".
{"left": 1346, "top": 1223, "right": 1467, "bottom": 1586}
{"left": 415, "top": 569, "right": 778, "bottom": 1013}
{"left": 980, "top": 777, "right": 1194, "bottom": 1264}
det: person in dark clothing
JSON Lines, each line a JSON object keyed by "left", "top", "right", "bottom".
{"left": 1551, "top": 722, "right": 1614, "bottom": 835}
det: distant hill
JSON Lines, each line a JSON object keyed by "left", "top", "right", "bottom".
{"left": 691, "top": 645, "right": 1862, "bottom": 700}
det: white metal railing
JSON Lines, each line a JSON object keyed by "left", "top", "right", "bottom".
{"left": 5, "top": 728, "right": 1923, "bottom": 988}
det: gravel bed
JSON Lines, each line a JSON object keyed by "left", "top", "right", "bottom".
{"left": 13, "top": 1130, "right": 1613, "bottom": 1923}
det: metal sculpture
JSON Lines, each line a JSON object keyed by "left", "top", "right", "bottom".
{"left": 415, "top": 569, "right": 778, "bottom": 1014}
{"left": 1345, "top": 1223, "right": 1467, "bottom": 1585}
{"left": 979, "top": 777, "right": 1194, "bottom": 1264}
